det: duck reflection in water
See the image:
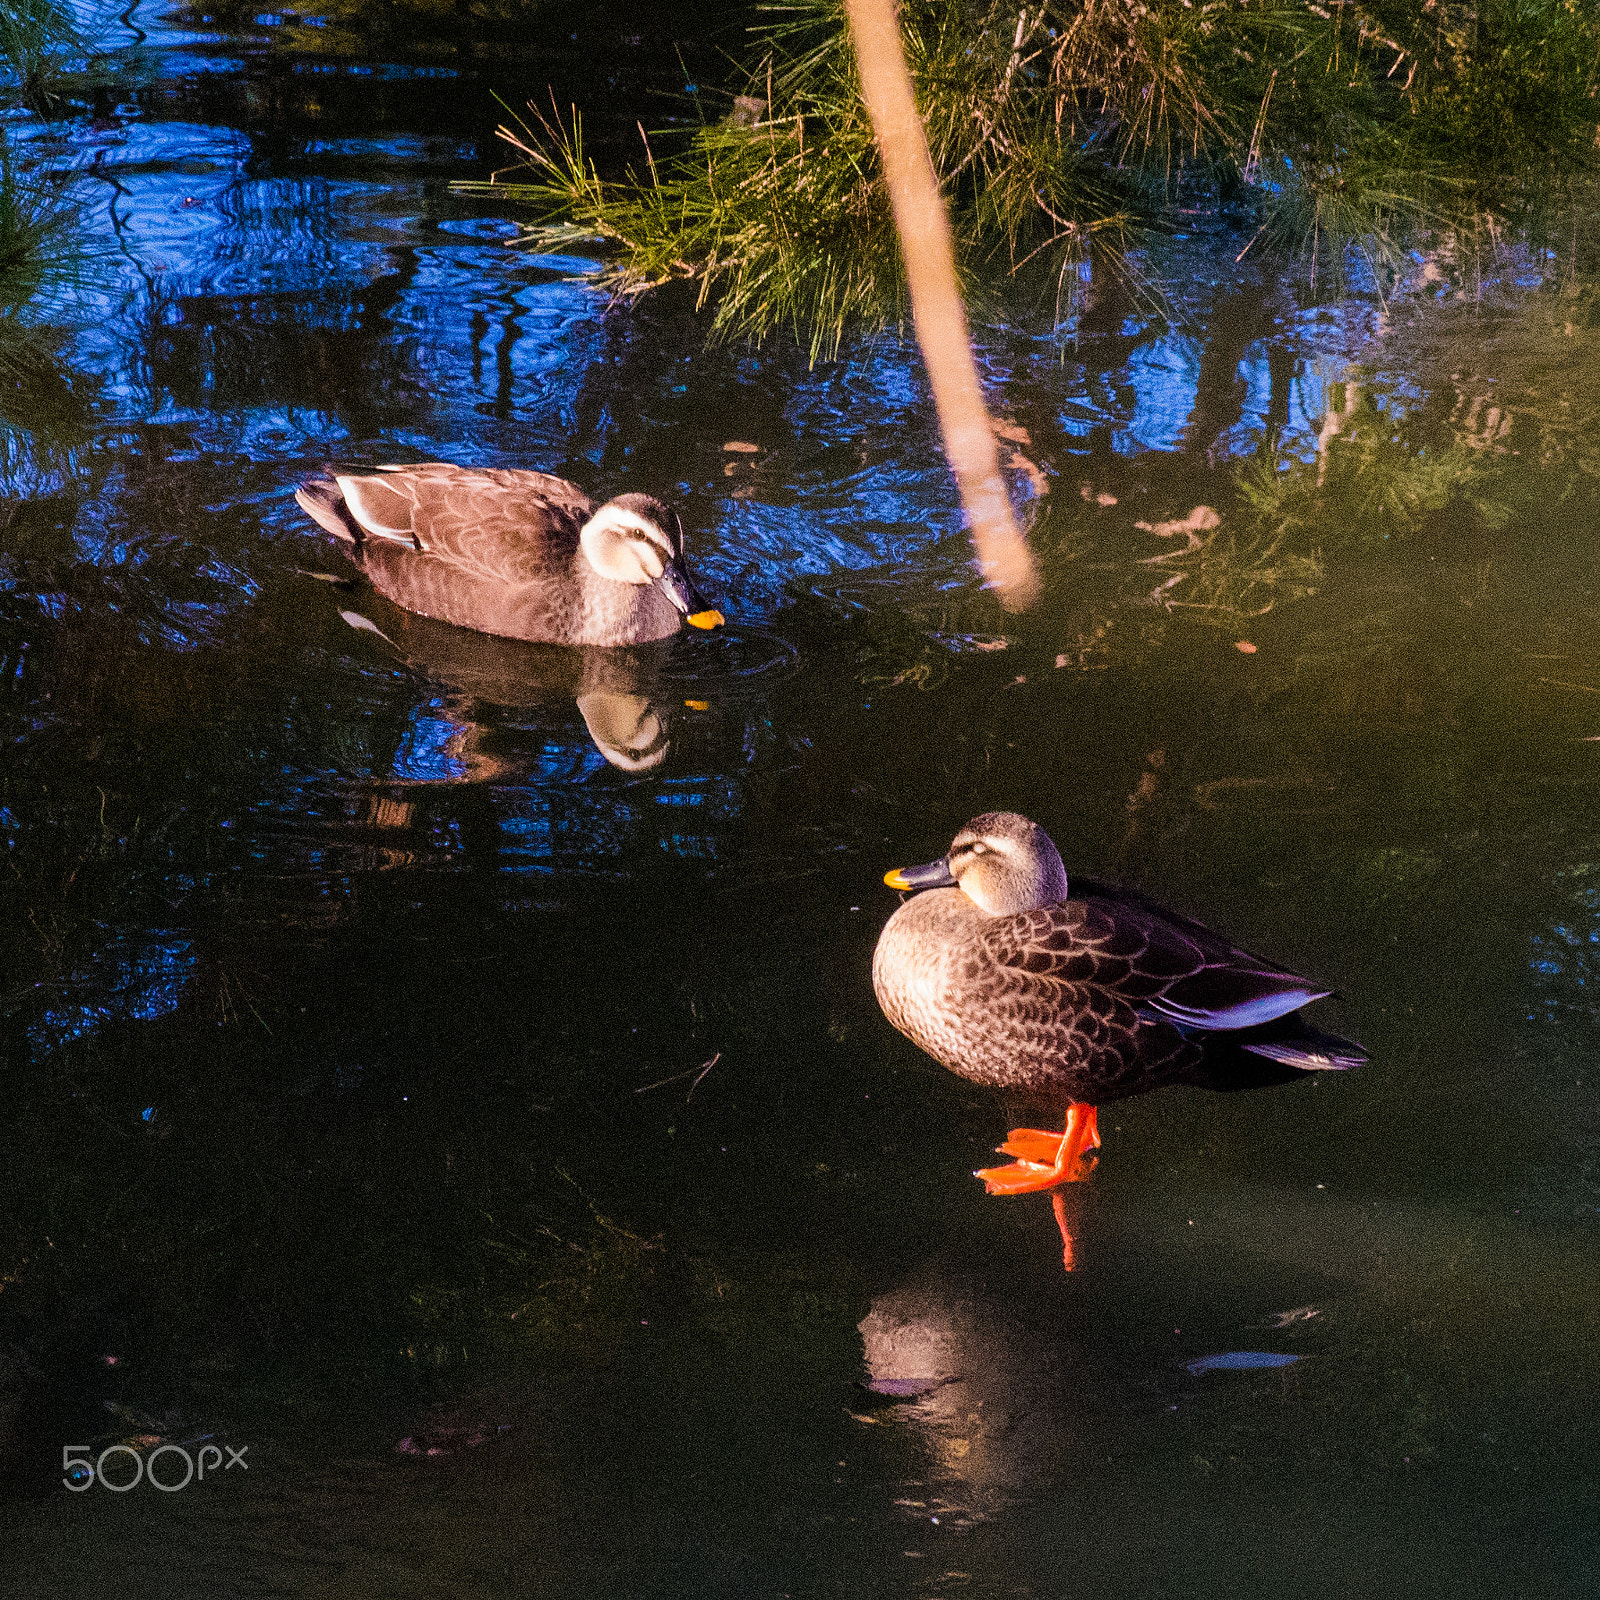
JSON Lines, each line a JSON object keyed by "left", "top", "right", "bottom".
{"left": 296, "top": 463, "right": 726, "bottom": 779}
{"left": 874, "top": 813, "right": 1365, "bottom": 1270}
{"left": 857, "top": 1269, "right": 1091, "bottom": 1515}
{"left": 373, "top": 611, "right": 682, "bottom": 778}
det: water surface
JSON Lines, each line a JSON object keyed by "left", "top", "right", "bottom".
{"left": 1, "top": 6, "right": 1598, "bottom": 1597}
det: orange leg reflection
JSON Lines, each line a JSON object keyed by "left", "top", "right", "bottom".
{"left": 1050, "top": 1190, "right": 1077, "bottom": 1272}
{"left": 974, "top": 1103, "right": 1100, "bottom": 1195}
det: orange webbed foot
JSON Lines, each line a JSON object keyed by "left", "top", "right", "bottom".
{"left": 974, "top": 1105, "right": 1100, "bottom": 1194}
{"left": 994, "top": 1128, "right": 1073, "bottom": 1161}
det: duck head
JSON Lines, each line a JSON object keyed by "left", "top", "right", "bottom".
{"left": 579, "top": 494, "right": 725, "bottom": 630}
{"left": 575, "top": 690, "right": 671, "bottom": 773}
{"left": 884, "top": 812, "right": 1068, "bottom": 916}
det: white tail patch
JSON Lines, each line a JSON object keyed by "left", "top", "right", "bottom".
{"left": 336, "top": 475, "right": 423, "bottom": 549}
{"left": 1152, "top": 984, "right": 1329, "bottom": 1031}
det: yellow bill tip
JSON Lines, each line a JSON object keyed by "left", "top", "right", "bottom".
{"left": 883, "top": 868, "right": 912, "bottom": 890}
{"left": 686, "top": 609, "right": 725, "bottom": 630}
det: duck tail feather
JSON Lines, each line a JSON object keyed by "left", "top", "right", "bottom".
{"left": 296, "top": 479, "right": 363, "bottom": 545}
{"left": 1150, "top": 970, "right": 1333, "bottom": 1032}
{"left": 1240, "top": 1033, "right": 1366, "bottom": 1071}
{"left": 335, "top": 474, "right": 424, "bottom": 549}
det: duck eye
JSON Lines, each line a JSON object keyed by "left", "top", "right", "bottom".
{"left": 970, "top": 841, "right": 988, "bottom": 855}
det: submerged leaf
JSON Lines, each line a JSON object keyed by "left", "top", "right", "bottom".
{"left": 339, "top": 610, "right": 396, "bottom": 646}
{"left": 1185, "top": 1350, "right": 1301, "bottom": 1375}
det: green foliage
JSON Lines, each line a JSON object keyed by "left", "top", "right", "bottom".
{"left": 0, "top": 0, "right": 104, "bottom": 327}
{"left": 0, "top": 325, "right": 98, "bottom": 505}
{"left": 473, "top": 91, "right": 907, "bottom": 362}
{"left": 1221, "top": 375, "right": 1511, "bottom": 612}
{"left": 464, "top": 0, "right": 1600, "bottom": 348}
{"left": 460, "top": 2, "right": 1143, "bottom": 357}
{"left": 0, "top": 0, "right": 92, "bottom": 115}
{"left": 0, "top": 141, "right": 89, "bottom": 319}
{"left": 1162, "top": 516, "right": 1325, "bottom": 620}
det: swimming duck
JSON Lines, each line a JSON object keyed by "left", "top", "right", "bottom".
{"left": 873, "top": 812, "right": 1365, "bottom": 1201}
{"left": 295, "top": 464, "right": 724, "bottom": 646}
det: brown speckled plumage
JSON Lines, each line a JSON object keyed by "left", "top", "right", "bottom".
{"left": 295, "top": 464, "right": 706, "bottom": 646}
{"left": 873, "top": 813, "right": 1364, "bottom": 1108}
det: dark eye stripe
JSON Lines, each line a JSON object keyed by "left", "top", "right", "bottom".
{"left": 951, "top": 839, "right": 996, "bottom": 861}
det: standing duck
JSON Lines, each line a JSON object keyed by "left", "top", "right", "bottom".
{"left": 873, "top": 812, "right": 1364, "bottom": 1221}
{"left": 295, "top": 464, "right": 724, "bottom": 646}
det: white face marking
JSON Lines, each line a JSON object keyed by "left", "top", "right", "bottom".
{"left": 579, "top": 506, "right": 673, "bottom": 585}
{"left": 948, "top": 823, "right": 1064, "bottom": 915}
{"left": 953, "top": 835, "right": 1001, "bottom": 868}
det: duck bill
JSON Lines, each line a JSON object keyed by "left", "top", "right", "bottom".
{"left": 657, "top": 565, "right": 725, "bottom": 631}
{"left": 884, "top": 857, "right": 958, "bottom": 892}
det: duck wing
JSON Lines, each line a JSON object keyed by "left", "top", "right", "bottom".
{"left": 312, "top": 466, "right": 592, "bottom": 585}
{"left": 983, "top": 897, "right": 1206, "bottom": 994}
{"left": 987, "top": 889, "right": 1332, "bottom": 1033}
{"left": 959, "top": 901, "right": 1199, "bottom": 1094}
{"left": 1146, "top": 965, "right": 1332, "bottom": 1031}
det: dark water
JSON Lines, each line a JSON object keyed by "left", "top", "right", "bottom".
{"left": 2, "top": 5, "right": 1599, "bottom": 1597}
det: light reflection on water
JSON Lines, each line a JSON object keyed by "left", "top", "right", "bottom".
{"left": 0, "top": 2, "right": 1598, "bottom": 1596}
{"left": 28, "top": 930, "right": 196, "bottom": 1053}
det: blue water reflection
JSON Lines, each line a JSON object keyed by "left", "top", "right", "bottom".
{"left": 1114, "top": 335, "right": 1199, "bottom": 453}
{"left": 28, "top": 930, "right": 195, "bottom": 1054}
{"left": 1530, "top": 871, "right": 1600, "bottom": 1022}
